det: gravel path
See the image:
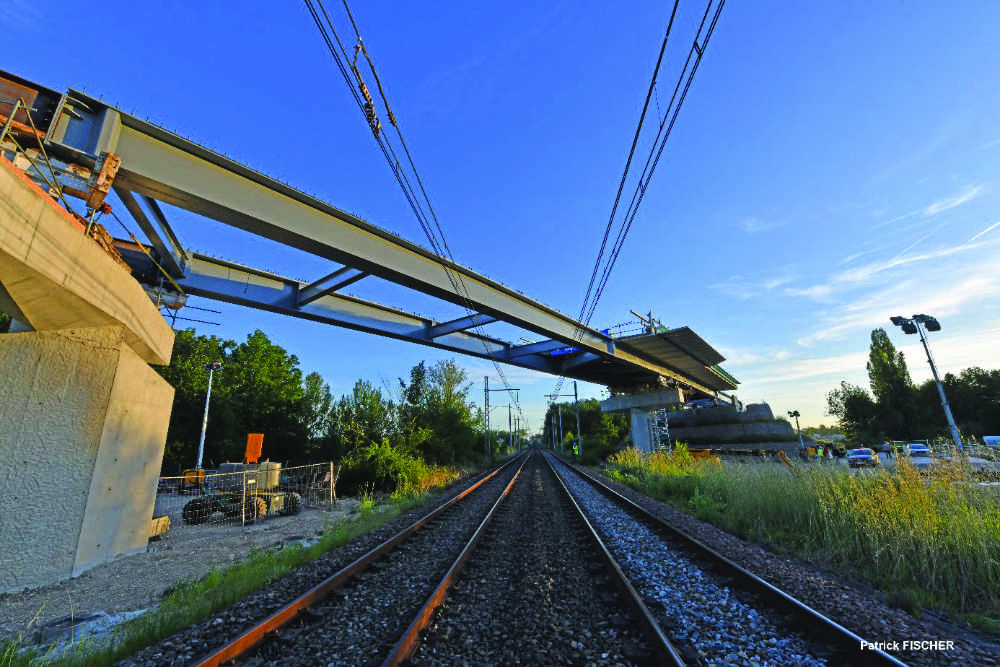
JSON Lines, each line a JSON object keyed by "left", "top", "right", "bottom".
{"left": 551, "top": 454, "right": 824, "bottom": 666}
{"left": 415, "top": 453, "right": 644, "bottom": 666}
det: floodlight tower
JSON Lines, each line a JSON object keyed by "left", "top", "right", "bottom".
{"left": 787, "top": 410, "right": 804, "bottom": 451}
{"left": 889, "top": 314, "right": 963, "bottom": 454}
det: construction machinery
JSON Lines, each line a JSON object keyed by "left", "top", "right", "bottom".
{"left": 181, "top": 434, "right": 302, "bottom": 525}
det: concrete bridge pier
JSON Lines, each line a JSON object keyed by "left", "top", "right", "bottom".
{"left": 600, "top": 387, "right": 684, "bottom": 453}
{"left": 0, "top": 158, "right": 175, "bottom": 593}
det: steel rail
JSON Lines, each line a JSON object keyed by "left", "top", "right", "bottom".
{"left": 193, "top": 455, "right": 524, "bottom": 666}
{"left": 543, "top": 453, "right": 686, "bottom": 666}
{"left": 557, "top": 456, "right": 909, "bottom": 667}
{"left": 381, "top": 456, "right": 528, "bottom": 666}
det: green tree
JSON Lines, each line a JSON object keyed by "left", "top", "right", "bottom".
{"left": 326, "top": 379, "right": 397, "bottom": 460}
{"left": 423, "top": 359, "right": 479, "bottom": 463}
{"left": 866, "top": 328, "right": 918, "bottom": 438}
{"left": 915, "top": 367, "right": 1000, "bottom": 438}
{"left": 221, "top": 330, "right": 307, "bottom": 462}
{"left": 826, "top": 381, "right": 879, "bottom": 444}
{"left": 0, "top": 311, "right": 10, "bottom": 334}
{"left": 300, "top": 371, "right": 333, "bottom": 459}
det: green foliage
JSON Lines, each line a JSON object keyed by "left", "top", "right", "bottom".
{"left": 828, "top": 328, "right": 1000, "bottom": 442}
{"left": 0, "top": 311, "right": 10, "bottom": 334}
{"left": 337, "top": 438, "right": 428, "bottom": 496}
{"left": 543, "top": 398, "right": 627, "bottom": 463}
{"left": 826, "top": 380, "right": 879, "bottom": 443}
{"left": 867, "top": 328, "right": 918, "bottom": 439}
{"left": 154, "top": 329, "right": 311, "bottom": 472}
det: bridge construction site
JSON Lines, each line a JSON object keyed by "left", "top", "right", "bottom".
{"left": 3, "top": 2, "right": 995, "bottom": 665}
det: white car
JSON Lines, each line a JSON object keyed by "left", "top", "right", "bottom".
{"left": 903, "top": 443, "right": 933, "bottom": 470}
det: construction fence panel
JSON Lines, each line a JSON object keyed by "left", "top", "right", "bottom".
{"left": 152, "top": 462, "right": 336, "bottom": 536}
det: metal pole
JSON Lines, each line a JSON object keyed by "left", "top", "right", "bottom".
{"left": 573, "top": 381, "right": 582, "bottom": 457}
{"left": 0, "top": 98, "right": 22, "bottom": 145}
{"left": 916, "top": 321, "right": 964, "bottom": 453}
{"left": 330, "top": 461, "right": 337, "bottom": 507}
{"left": 196, "top": 366, "right": 215, "bottom": 470}
{"left": 484, "top": 376, "right": 490, "bottom": 462}
{"left": 508, "top": 404, "right": 512, "bottom": 457}
{"left": 558, "top": 404, "right": 564, "bottom": 452}
{"left": 795, "top": 414, "right": 804, "bottom": 450}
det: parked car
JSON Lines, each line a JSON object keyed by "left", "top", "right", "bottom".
{"left": 847, "top": 447, "right": 880, "bottom": 468}
{"left": 903, "top": 443, "right": 933, "bottom": 470}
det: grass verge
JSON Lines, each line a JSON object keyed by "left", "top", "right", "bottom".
{"left": 605, "top": 445, "right": 1000, "bottom": 633}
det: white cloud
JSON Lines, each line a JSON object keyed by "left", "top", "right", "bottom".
{"left": 789, "top": 235, "right": 995, "bottom": 304}
{"left": 796, "top": 259, "right": 1000, "bottom": 346}
{"left": 710, "top": 274, "right": 794, "bottom": 300}
{"left": 967, "top": 221, "right": 1000, "bottom": 244}
{"left": 923, "top": 184, "right": 984, "bottom": 216}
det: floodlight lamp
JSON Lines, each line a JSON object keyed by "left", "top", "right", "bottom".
{"left": 890, "top": 316, "right": 908, "bottom": 326}
{"left": 901, "top": 321, "right": 918, "bottom": 335}
{"left": 204, "top": 361, "right": 223, "bottom": 371}
{"left": 924, "top": 317, "right": 941, "bottom": 332}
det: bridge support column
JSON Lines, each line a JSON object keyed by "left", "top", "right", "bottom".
{"left": 601, "top": 387, "right": 684, "bottom": 454}
{"left": 629, "top": 409, "right": 654, "bottom": 452}
{"left": 0, "top": 326, "right": 173, "bottom": 592}
{"left": 0, "top": 157, "right": 175, "bottom": 593}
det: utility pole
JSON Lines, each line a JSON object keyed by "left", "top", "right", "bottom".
{"left": 484, "top": 376, "right": 489, "bottom": 462}
{"left": 196, "top": 361, "right": 222, "bottom": 470}
{"left": 548, "top": 386, "right": 579, "bottom": 453}
{"left": 485, "top": 378, "right": 519, "bottom": 463}
{"left": 573, "top": 381, "right": 582, "bottom": 458}
{"left": 507, "top": 404, "right": 512, "bottom": 456}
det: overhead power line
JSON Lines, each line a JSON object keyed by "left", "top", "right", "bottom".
{"left": 553, "top": 0, "right": 727, "bottom": 399}
{"left": 303, "top": 0, "right": 526, "bottom": 426}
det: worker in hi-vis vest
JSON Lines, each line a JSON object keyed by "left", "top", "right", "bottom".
{"left": 572, "top": 441, "right": 579, "bottom": 462}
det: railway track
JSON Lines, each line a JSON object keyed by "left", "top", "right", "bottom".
{"left": 155, "top": 449, "right": 912, "bottom": 665}
{"left": 548, "top": 452, "right": 908, "bottom": 666}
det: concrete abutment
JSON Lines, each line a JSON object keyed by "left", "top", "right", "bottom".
{"left": 0, "top": 157, "right": 176, "bottom": 593}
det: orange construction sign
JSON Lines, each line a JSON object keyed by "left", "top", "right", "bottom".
{"left": 245, "top": 433, "right": 264, "bottom": 463}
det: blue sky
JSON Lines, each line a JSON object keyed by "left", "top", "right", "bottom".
{"left": 7, "top": 2, "right": 1000, "bottom": 432}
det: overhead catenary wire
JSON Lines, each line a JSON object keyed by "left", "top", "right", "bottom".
{"left": 584, "top": 0, "right": 726, "bottom": 327}
{"left": 304, "top": 0, "right": 526, "bottom": 426}
{"left": 552, "top": 0, "right": 726, "bottom": 399}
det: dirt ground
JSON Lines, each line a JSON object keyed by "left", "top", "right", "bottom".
{"left": 0, "top": 498, "right": 361, "bottom": 646}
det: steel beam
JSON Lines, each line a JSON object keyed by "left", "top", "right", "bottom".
{"left": 29, "top": 83, "right": 724, "bottom": 395}
{"left": 560, "top": 352, "right": 601, "bottom": 371}
{"left": 112, "top": 242, "right": 570, "bottom": 375}
{"left": 504, "top": 339, "right": 568, "bottom": 359}
{"left": 425, "top": 313, "right": 497, "bottom": 339}
{"left": 113, "top": 187, "right": 186, "bottom": 277}
{"left": 297, "top": 266, "right": 368, "bottom": 306}
{"left": 56, "top": 95, "right": 616, "bottom": 356}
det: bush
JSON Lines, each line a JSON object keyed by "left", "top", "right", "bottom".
{"left": 337, "top": 439, "right": 427, "bottom": 496}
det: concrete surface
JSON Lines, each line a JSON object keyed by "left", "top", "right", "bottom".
{"left": 0, "top": 156, "right": 173, "bottom": 365}
{"left": 0, "top": 326, "right": 174, "bottom": 592}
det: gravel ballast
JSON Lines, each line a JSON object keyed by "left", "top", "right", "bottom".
{"left": 569, "top": 459, "right": 1000, "bottom": 667}
{"left": 415, "top": 454, "right": 645, "bottom": 665}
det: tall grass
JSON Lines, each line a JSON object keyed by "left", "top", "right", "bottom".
{"left": 606, "top": 447, "right": 1000, "bottom": 624}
